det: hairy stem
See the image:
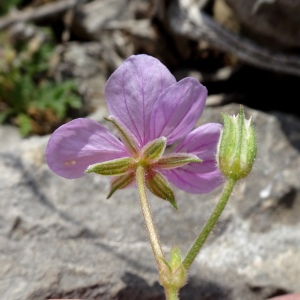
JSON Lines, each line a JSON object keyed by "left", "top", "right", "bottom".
{"left": 165, "top": 286, "right": 179, "bottom": 300}
{"left": 136, "top": 165, "right": 165, "bottom": 270}
{"left": 182, "top": 177, "right": 237, "bottom": 270}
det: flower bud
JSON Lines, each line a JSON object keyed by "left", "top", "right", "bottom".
{"left": 159, "top": 246, "right": 187, "bottom": 290}
{"left": 217, "top": 106, "right": 257, "bottom": 180}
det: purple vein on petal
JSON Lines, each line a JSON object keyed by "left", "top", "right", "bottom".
{"left": 163, "top": 168, "right": 197, "bottom": 190}
{"left": 50, "top": 132, "right": 123, "bottom": 153}
{"left": 154, "top": 88, "right": 183, "bottom": 140}
{"left": 137, "top": 62, "right": 145, "bottom": 144}
{"left": 122, "top": 69, "right": 143, "bottom": 144}
{"left": 173, "top": 170, "right": 203, "bottom": 190}
{"left": 46, "top": 118, "right": 128, "bottom": 179}
{"left": 144, "top": 64, "right": 164, "bottom": 143}
{"left": 163, "top": 168, "right": 222, "bottom": 193}
{"left": 174, "top": 123, "right": 222, "bottom": 154}
{"left": 53, "top": 125, "right": 123, "bottom": 150}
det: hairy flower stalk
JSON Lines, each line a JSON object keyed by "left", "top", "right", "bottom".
{"left": 46, "top": 54, "right": 225, "bottom": 299}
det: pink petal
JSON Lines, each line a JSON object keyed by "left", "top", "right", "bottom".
{"left": 161, "top": 168, "right": 224, "bottom": 194}
{"left": 46, "top": 118, "right": 128, "bottom": 179}
{"left": 160, "top": 122, "right": 224, "bottom": 193}
{"left": 105, "top": 54, "right": 176, "bottom": 146}
{"left": 174, "top": 123, "right": 222, "bottom": 173}
{"left": 150, "top": 78, "right": 207, "bottom": 144}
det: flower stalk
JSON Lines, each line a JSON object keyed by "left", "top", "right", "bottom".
{"left": 182, "top": 177, "right": 237, "bottom": 270}
{"left": 136, "top": 166, "right": 186, "bottom": 300}
{"left": 136, "top": 165, "right": 166, "bottom": 270}
{"left": 183, "top": 106, "right": 256, "bottom": 271}
{"left": 164, "top": 287, "right": 180, "bottom": 300}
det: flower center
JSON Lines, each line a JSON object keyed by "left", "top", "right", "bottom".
{"left": 137, "top": 157, "right": 151, "bottom": 168}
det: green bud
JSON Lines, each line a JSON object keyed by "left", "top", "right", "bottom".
{"left": 159, "top": 246, "right": 187, "bottom": 290}
{"left": 169, "top": 246, "right": 183, "bottom": 270}
{"left": 217, "top": 106, "right": 257, "bottom": 180}
{"left": 86, "top": 157, "right": 135, "bottom": 176}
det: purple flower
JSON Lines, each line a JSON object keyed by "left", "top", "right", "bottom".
{"left": 46, "top": 54, "right": 223, "bottom": 207}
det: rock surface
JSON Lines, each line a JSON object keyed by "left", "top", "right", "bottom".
{"left": 223, "top": 0, "right": 300, "bottom": 51}
{"left": 1, "top": 104, "right": 300, "bottom": 300}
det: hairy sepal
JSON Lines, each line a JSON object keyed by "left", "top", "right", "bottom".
{"left": 105, "top": 116, "right": 140, "bottom": 156}
{"left": 146, "top": 169, "right": 178, "bottom": 209}
{"left": 86, "top": 157, "right": 135, "bottom": 176}
{"left": 107, "top": 172, "right": 135, "bottom": 199}
{"left": 142, "top": 137, "right": 166, "bottom": 162}
{"left": 157, "top": 153, "right": 202, "bottom": 169}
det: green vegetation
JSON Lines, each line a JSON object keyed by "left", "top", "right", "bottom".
{"left": 0, "top": 0, "right": 23, "bottom": 16}
{"left": 0, "top": 31, "right": 82, "bottom": 136}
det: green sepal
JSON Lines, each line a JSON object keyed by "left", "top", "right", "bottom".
{"left": 145, "top": 170, "right": 178, "bottom": 209}
{"left": 160, "top": 257, "right": 172, "bottom": 273}
{"left": 141, "top": 137, "right": 166, "bottom": 162}
{"left": 107, "top": 172, "right": 135, "bottom": 199}
{"left": 105, "top": 116, "right": 139, "bottom": 156}
{"left": 169, "top": 246, "right": 187, "bottom": 288}
{"left": 157, "top": 153, "right": 202, "bottom": 169}
{"left": 86, "top": 157, "right": 135, "bottom": 176}
{"left": 169, "top": 246, "right": 182, "bottom": 270}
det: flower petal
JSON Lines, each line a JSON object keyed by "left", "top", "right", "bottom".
{"left": 160, "top": 122, "right": 224, "bottom": 193}
{"left": 104, "top": 115, "right": 140, "bottom": 156}
{"left": 174, "top": 123, "right": 223, "bottom": 173}
{"left": 46, "top": 118, "right": 128, "bottom": 179}
{"left": 161, "top": 168, "right": 224, "bottom": 194}
{"left": 150, "top": 78, "right": 207, "bottom": 144}
{"left": 105, "top": 54, "right": 176, "bottom": 146}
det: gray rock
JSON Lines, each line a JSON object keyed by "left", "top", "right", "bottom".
{"left": 51, "top": 42, "right": 109, "bottom": 116}
{"left": 0, "top": 104, "right": 300, "bottom": 299}
{"left": 72, "top": 0, "right": 154, "bottom": 40}
{"left": 51, "top": 39, "right": 133, "bottom": 117}
{"left": 223, "top": 0, "right": 300, "bottom": 50}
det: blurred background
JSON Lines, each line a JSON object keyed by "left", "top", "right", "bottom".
{"left": 1, "top": 1, "right": 300, "bottom": 300}
{"left": 1, "top": 0, "right": 300, "bottom": 137}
